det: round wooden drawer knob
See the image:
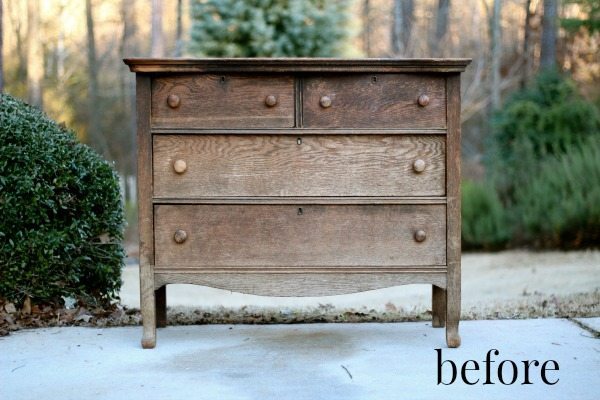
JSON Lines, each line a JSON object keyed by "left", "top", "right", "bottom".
{"left": 265, "top": 95, "right": 278, "bottom": 107}
{"left": 320, "top": 95, "right": 332, "bottom": 108}
{"left": 167, "top": 94, "right": 181, "bottom": 108}
{"left": 413, "top": 159, "right": 426, "bottom": 173}
{"left": 173, "top": 159, "right": 187, "bottom": 174}
{"left": 174, "top": 229, "right": 187, "bottom": 244}
{"left": 414, "top": 230, "right": 427, "bottom": 242}
{"left": 417, "top": 94, "right": 430, "bottom": 107}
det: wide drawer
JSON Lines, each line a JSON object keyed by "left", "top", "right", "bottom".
{"left": 153, "top": 134, "right": 446, "bottom": 197}
{"left": 151, "top": 74, "right": 295, "bottom": 128}
{"left": 303, "top": 74, "right": 446, "bottom": 128}
{"left": 154, "top": 204, "right": 446, "bottom": 268}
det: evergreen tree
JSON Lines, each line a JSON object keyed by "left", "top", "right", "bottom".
{"left": 189, "top": 0, "right": 349, "bottom": 57}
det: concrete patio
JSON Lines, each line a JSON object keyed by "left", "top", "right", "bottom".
{"left": 1, "top": 318, "right": 599, "bottom": 400}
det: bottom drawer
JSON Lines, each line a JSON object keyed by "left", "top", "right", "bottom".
{"left": 154, "top": 204, "right": 446, "bottom": 268}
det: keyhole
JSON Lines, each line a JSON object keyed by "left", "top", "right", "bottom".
{"left": 371, "top": 76, "right": 378, "bottom": 83}
{"left": 220, "top": 76, "right": 226, "bottom": 83}
{"left": 297, "top": 208, "right": 303, "bottom": 215}
{"left": 297, "top": 137, "right": 302, "bottom": 145}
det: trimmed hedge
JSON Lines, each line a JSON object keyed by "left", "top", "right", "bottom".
{"left": 0, "top": 94, "right": 125, "bottom": 306}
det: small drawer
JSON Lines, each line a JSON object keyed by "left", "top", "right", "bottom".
{"left": 154, "top": 204, "right": 446, "bottom": 268}
{"left": 153, "top": 134, "right": 446, "bottom": 198}
{"left": 151, "top": 74, "right": 295, "bottom": 128}
{"left": 303, "top": 74, "right": 446, "bottom": 128}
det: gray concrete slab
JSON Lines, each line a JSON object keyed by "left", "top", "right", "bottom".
{"left": 1, "top": 319, "right": 599, "bottom": 400}
{"left": 575, "top": 317, "right": 600, "bottom": 333}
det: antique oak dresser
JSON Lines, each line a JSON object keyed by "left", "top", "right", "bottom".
{"left": 124, "top": 58, "right": 470, "bottom": 349}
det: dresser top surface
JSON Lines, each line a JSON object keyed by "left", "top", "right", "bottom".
{"left": 124, "top": 58, "right": 471, "bottom": 73}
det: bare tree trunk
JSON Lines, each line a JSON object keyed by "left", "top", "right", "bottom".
{"left": 491, "top": 0, "right": 502, "bottom": 110}
{"left": 0, "top": 0, "right": 3, "bottom": 93}
{"left": 120, "top": 0, "right": 135, "bottom": 104}
{"left": 121, "top": 0, "right": 137, "bottom": 175}
{"left": 521, "top": 0, "right": 533, "bottom": 88}
{"left": 86, "top": 0, "right": 110, "bottom": 158}
{"left": 432, "top": 0, "right": 450, "bottom": 56}
{"left": 540, "top": 0, "right": 558, "bottom": 71}
{"left": 27, "top": 0, "right": 43, "bottom": 108}
{"left": 391, "top": 0, "right": 414, "bottom": 56}
{"left": 175, "top": 0, "right": 183, "bottom": 57}
{"left": 151, "top": 0, "right": 164, "bottom": 57}
{"left": 8, "top": 1, "right": 27, "bottom": 87}
{"left": 362, "top": 0, "right": 371, "bottom": 57}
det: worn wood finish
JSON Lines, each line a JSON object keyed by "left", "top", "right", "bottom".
{"left": 152, "top": 74, "right": 294, "bottom": 128}
{"left": 445, "top": 74, "right": 462, "bottom": 348}
{"left": 128, "top": 58, "right": 469, "bottom": 348}
{"left": 151, "top": 128, "right": 448, "bottom": 135}
{"left": 154, "top": 204, "right": 446, "bottom": 267}
{"left": 154, "top": 273, "right": 447, "bottom": 296}
{"left": 153, "top": 135, "right": 446, "bottom": 197}
{"left": 136, "top": 75, "right": 156, "bottom": 349}
{"left": 154, "top": 197, "right": 447, "bottom": 205}
{"left": 432, "top": 285, "right": 446, "bottom": 327}
{"left": 303, "top": 75, "right": 446, "bottom": 128}
{"left": 125, "top": 58, "right": 471, "bottom": 73}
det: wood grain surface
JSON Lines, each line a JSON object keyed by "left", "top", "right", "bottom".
{"left": 154, "top": 272, "right": 447, "bottom": 296}
{"left": 153, "top": 134, "right": 446, "bottom": 197}
{"left": 445, "top": 74, "right": 462, "bottom": 347}
{"left": 151, "top": 74, "right": 294, "bottom": 128}
{"left": 154, "top": 204, "right": 446, "bottom": 268}
{"left": 136, "top": 76, "right": 156, "bottom": 348}
{"left": 303, "top": 74, "right": 446, "bottom": 128}
{"left": 124, "top": 58, "right": 471, "bottom": 73}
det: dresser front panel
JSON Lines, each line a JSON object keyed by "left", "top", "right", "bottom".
{"left": 302, "top": 74, "right": 446, "bottom": 128}
{"left": 153, "top": 134, "right": 446, "bottom": 198}
{"left": 154, "top": 204, "right": 446, "bottom": 268}
{"left": 151, "top": 74, "right": 295, "bottom": 128}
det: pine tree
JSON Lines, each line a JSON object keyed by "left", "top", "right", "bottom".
{"left": 189, "top": 0, "right": 349, "bottom": 57}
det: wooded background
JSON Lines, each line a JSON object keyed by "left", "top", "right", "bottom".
{"left": 1, "top": 0, "right": 597, "bottom": 175}
{"left": 1, "top": 0, "right": 598, "bottom": 249}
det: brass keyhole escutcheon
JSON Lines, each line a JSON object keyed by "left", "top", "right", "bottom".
{"left": 174, "top": 229, "right": 187, "bottom": 244}
{"left": 297, "top": 137, "right": 302, "bottom": 145}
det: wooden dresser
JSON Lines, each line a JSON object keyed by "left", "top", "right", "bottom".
{"left": 124, "top": 58, "right": 470, "bottom": 349}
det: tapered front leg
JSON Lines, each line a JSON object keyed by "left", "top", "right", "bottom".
{"left": 140, "top": 264, "right": 156, "bottom": 349}
{"left": 432, "top": 285, "right": 446, "bottom": 328}
{"left": 155, "top": 285, "right": 167, "bottom": 328}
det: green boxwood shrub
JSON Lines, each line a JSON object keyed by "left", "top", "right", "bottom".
{"left": 513, "top": 135, "right": 600, "bottom": 248}
{"left": 488, "top": 70, "right": 600, "bottom": 199}
{"left": 190, "top": 0, "right": 349, "bottom": 57}
{"left": 0, "top": 94, "right": 125, "bottom": 306}
{"left": 461, "top": 180, "right": 510, "bottom": 250}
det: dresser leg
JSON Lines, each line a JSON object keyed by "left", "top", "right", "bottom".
{"left": 140, "top": 265, "right": 156, "bottom": 349}
{"left": 155, "top": 285, "right": 167, "bottom": 328}
{"left": 432, "top": 285, "right": 446, "bottom": 328}
{"left": 445, "top": 268, "right": 461, "bottom": 348}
